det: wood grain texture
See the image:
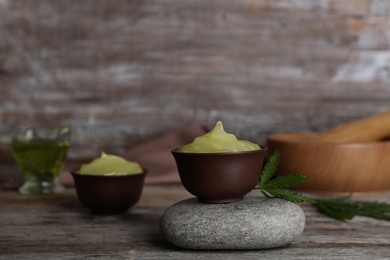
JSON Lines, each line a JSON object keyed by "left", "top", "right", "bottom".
{"left": 267, "top": 132, "right": 390, "bottom": 192}
{"left": 1, "top": 185, "right": 390, "bottom": 259}
{"left": 1, "top": 0, "right": 390, "bottom": 161}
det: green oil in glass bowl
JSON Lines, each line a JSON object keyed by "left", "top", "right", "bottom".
{"left": 11, "top": 127, "right": 70, "bottom": 195}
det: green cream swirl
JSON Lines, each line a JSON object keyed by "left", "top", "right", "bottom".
{"left": 78, "top": 152, "right": 143, "bottom": 176}
{"left": 177, "top": 121, "right": 261, "bottom": 153}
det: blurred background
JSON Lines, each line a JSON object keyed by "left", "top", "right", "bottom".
{"left": 1, "top": 0, "right": 390, "bottom": 163}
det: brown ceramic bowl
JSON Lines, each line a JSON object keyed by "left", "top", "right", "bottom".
{"left": 71, "top": 170, "right": 146, "bottom": 214}
{"left": 171, "top": 148, "right": 268, "bottom": 203}
{"left": 267, "top": 132, "right": 390, "bottom": 193}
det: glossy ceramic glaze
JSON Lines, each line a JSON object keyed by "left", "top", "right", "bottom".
{"left": 71, "top": 170, "right": 146, "bottom": 213}
{"left": 171, "top": 148, "right": 268, "bottom": 203}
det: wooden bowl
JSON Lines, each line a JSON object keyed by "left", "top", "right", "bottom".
{"left": 171, "top": 148, "right": 268, "bottom": 203}
{"left": 267, "top": 132, "right": 390, "bottom": 193}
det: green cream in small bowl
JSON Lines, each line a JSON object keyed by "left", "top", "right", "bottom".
{"left": 172, "top": 121, "right": 267, "bottom": 204}
{"left": 77, "top": 152, "right": 143, "bottom": 176}
{"left": 71, "top": 153, "right": 146, "bottom": 213}
{"left": 177, "top": 121, "right": 261, "bottom": 153}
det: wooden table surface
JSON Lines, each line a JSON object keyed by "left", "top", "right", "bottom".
{"left": 1, "top": 179, "right": 390, "bottom": 260}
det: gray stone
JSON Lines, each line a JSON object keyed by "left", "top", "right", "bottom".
{"left": 160, "top": 197, "right": 305, "bottom": 250}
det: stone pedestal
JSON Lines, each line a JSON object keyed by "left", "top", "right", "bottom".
{"left": 160, "top": 197, "right": 305, "bottom": 250}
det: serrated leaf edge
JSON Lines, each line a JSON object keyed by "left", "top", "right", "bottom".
{"left": 262, "top": 173, "right": 310, "bottom": 190}
{"left": 258, "top": 150, "right": 280, "bottom": 188}
{"left": 261, "top": 188, "right": 317, "bottom": 204}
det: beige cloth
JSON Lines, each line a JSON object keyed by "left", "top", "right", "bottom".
{"left": 59, "top": 123, "right": 207, "bottom": 186}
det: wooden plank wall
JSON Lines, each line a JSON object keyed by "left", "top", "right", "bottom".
{"left": 1, "top": 0, "right": 390, "bottom": 161}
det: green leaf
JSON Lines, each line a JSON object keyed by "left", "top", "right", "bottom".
{"left": 315, "top": 198, "right": 359, "bottom": 220}
{"left": 315, "top": 197, "right": 390, "bottom": 221}
{"left": 354, "top": 201, "right": 390, "bottom": 220}
{"left": 262, "top": 174, "right": 310, "bottom": 190}
{"left": 258, "top": 150, "right": 280, "bottom": 188}
{"left": 261, "top": 188, "right": 317, "bottom": 204}
{"left": 258, "top": 150, "right": 315, "bottom": 204}
{"left": 316, "top": 203, "right": 357, "bottom": 220}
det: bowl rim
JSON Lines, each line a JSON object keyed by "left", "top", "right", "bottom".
{"left": 267, "top": 132, "right": 390, "bottom": 146}
{"left": 70, "top": 168, "right": 147, "bottom": 178}
{"left": 171, "top": 147, "right": 268, "bottom": 155}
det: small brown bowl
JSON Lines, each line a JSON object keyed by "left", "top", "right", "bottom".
{"left": 267, "top": 132, "right": 390, "bottom": 193}
{"left": 171, "top": 148, "right": 268, "bottom": 203}
{"left": 71, "top": 170, "right": 146, "bottom": 214}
